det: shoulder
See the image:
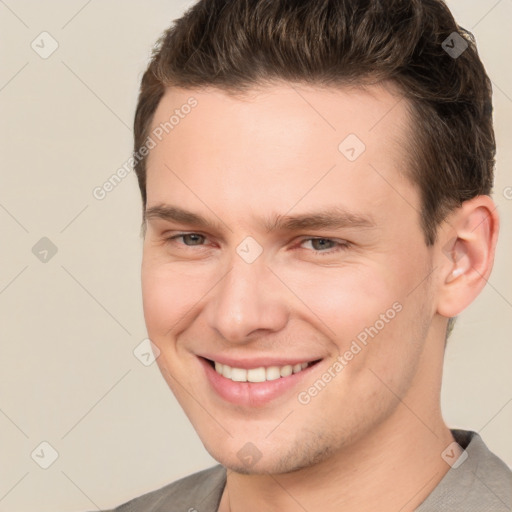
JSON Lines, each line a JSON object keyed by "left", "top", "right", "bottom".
{"left": 416, "top": 429, "right": 511, "bottom": 511}
{"left": 102, "top": 464, "right": 226, "bottom": 512}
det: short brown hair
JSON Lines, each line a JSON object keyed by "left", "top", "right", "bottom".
{"left": 133, "top": 0, "right": 495, "bottom": 245}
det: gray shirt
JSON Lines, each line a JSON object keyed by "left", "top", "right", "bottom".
{"left": 103, "top": 430, "right": 511, "bottom": 511}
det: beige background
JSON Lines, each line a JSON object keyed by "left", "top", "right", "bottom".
{"left": 0, "top": 1, "right": 511, "bottom": 510}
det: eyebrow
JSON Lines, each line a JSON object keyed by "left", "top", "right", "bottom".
{"left": 145, "top": 204, "right": 376, "bottom": 233}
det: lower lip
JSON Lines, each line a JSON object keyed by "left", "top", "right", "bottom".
{"left": 199, "top": 357, "right": 319, "bottom": 407}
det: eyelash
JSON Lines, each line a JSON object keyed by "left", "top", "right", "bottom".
{"left": 165, "top": 233, "right": 350, "bottom": 256}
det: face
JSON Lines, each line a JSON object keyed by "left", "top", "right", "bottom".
{"left": 141, "top": 82, "right": 439, "bottom": 474}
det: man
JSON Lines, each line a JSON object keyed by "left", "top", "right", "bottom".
{"left": 106, "top": 0, "right": 511, "bottom": 510}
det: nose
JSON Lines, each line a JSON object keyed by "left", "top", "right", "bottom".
{"left": 204, "top": 255, "right": 289, "bottom": 344}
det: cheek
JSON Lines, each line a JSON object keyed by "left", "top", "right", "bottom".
{"left": 141, "top": 253, "right": 226, "bottom": 340}
{"left": 281, "top": 263, "right": 398, "bottom": 341}
{"left": 141, "top": 258, "right": 197, "bottom": 336}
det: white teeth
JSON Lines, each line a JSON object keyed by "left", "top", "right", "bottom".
{"left": 222, "top": 365, "right": 232, "bottom": 379}
{"left": 212, "top": 360, "right": 313, "bottom": 382}
{"left": 231, "top": 368, "right": 247, "bottom": 382}
{"left": 266, "top": 366, "right": 281, "bottom": 381}
{"left": 280, "top": 365, "right": 293, "bottom": 377}
{"left": 247, "top": 367, "right": 266, "bottom": 382}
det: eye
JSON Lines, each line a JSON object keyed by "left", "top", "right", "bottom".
{"left": 166, "top": 233, "right": 207, "bottom": 247}
{"left": 163, "top": 233, "right": 349, "bottom": 256}
{"left": 299, "top": 237, "right": 349, "bottom": 255}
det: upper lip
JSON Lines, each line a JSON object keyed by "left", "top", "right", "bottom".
{"left": 199, "top": 354, "right": 323, "bottom": 369}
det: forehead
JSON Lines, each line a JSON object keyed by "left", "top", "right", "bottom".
{"left": 145, "top": 82, "right": 417, "bottom": 228}
{"left": 149, "top": 81, "right": 410, "bottom": 149}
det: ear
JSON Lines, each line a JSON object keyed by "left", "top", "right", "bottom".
{"left": 436, "top": 195, "right": 500, "bottom": 318}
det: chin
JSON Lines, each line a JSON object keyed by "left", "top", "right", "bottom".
{"left": 203, "top": 434, "right": 338, "bottom": 476}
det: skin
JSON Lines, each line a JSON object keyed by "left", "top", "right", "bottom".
{"left": 141, "top": 82, "right": 499, "bottom": 512}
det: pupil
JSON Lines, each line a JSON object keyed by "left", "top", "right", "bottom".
{"left": 185, "top": 234, "right": 202, "bottom": 245}
{"left": 313, "top": 238, "right": 331, "bottom": 250}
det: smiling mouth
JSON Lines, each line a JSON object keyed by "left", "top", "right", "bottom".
{"left": 204, "top": 358, "right": 322, "bottom": 383}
